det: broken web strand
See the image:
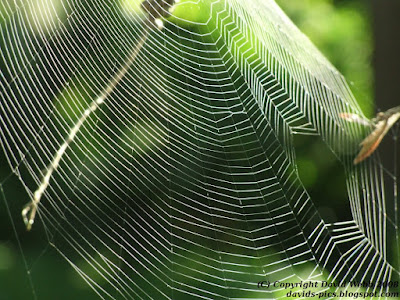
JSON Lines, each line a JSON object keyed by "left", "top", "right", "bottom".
{"left": 21, "top": 1, "right": 176, "bottom": 231}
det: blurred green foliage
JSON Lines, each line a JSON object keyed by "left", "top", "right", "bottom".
{"left": 276, "top": 0, "right": 373, "bottom": 117}
{"left": 276, "top": 0, "right": 374, "bottom": 226}
{"left": 0, "top": 0, "right": 375, "bottom": 299}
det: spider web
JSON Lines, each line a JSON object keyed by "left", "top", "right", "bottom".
{"left": 0, "top": 0, "right": 399, "bottom": 299}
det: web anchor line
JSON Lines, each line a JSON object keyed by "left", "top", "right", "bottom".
{"left": 21, "top": 0, "right": 177, "bottom": 231}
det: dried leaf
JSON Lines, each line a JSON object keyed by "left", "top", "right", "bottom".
{"left": 354, "top": 107, "right": 400, "bottom": 164}
{"left": 340, "top": 106, "right": 400, "bottom": 164}
{"left": 353, "top": 119, "right": 388, "bottom": 164}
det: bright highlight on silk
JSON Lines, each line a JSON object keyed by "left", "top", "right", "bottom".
{"left": 21, "top": 0, "right": 398, "bottom": 231}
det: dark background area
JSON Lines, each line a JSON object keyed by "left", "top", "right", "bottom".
{"left": 373, "top": 0, "right": 400, "bottom": 182}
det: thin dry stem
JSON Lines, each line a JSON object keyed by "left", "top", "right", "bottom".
{"left": 22, "top": 1, "right": 175, "bottom": 230}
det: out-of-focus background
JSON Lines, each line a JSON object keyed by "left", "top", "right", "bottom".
{"left": 0, "top": 0, "right": 399, "bottom": 299}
